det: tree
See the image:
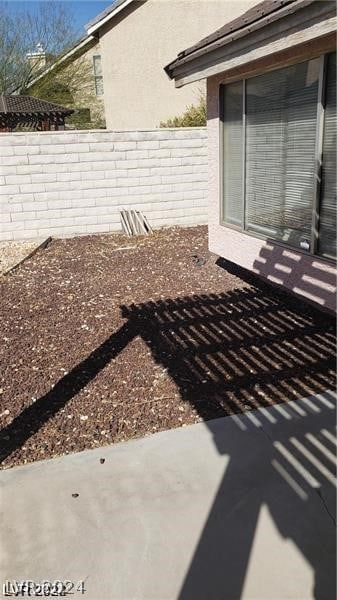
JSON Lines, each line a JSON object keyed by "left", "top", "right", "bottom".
{"left": 28, "top": 54, "right": 106, "bottom": 129}
{"left": 0, "top": 1, "right": 78, "bottom": 93}
{"left": 160, "top": 93, "right": 206, "bottom": 128}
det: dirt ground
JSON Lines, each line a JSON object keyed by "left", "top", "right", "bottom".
{"left": 0, "top": 226, "right": 336, "bottom": 469}
{"left": 0, "top": 240, "right": 42, "bottom": 275}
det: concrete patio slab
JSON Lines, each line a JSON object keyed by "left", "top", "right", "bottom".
{"left": 0, "top": 392, "right": 336, "bottom": 600}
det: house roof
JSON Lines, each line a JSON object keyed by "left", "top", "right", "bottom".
{"left": 0, "top": 95, "right": 74, "bottom": 116}
{"left": 164, "top": 0, "right": 317, "bottom": 78}
{"left": 86, "top": 0, "right": 134, "bottom": 35}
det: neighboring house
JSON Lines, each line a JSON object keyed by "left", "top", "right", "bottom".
{"left": 166, "top": 0, "right": 337, "bottom": 312}
{"left": 25, "top": 36, "right": 105, "bottom": 129}
{"left": 85, "top": 0, "right": 257, "bottom": 129}
{"left": 25, "top": 0, "right": 257, "bottom": 130}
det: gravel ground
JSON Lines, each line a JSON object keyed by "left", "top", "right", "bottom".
{"left": 0, "top": 240, "right": 43, "bottom": 275}
{"left": 0, "top": 225, "right": 335, "bottom": 469}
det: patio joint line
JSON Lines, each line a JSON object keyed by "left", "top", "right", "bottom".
{"left": 316, "top": 488, "right": 337, "bottom": 528}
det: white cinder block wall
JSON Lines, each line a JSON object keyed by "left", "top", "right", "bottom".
{"left": 0, "top": 128, "right": 207, "bottom": 241}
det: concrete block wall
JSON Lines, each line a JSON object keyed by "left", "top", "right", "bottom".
{"left": 0, "top": 128, "right": 208, "bottom": 240}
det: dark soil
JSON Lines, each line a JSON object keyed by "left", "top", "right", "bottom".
{"left": 0, "top": 226, "right": 335, "bottom": 469}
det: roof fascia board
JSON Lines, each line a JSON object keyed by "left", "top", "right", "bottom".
{"left": 87, "top": 0, "right": 134, "bottom": 35}
{"left": 178, "top": 0, "right": 298, "bottom": 62}
{"left": 26, "top": 35, "right": 96, "bottom": 90}
{"left": 175, "top": 30, "right": 336, "bottom": 89}
{"left": 167, "top": 0, "right": 314, "bottom": 75}
{"left": 170, "top": 3, "right": 336, "bottom": 87}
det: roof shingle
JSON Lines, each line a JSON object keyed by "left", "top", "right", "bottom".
{"left": 0, "top": 94, "right": 73, "bottom": 116}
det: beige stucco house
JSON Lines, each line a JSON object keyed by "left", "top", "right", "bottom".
{"left": 27, "top": 0, "right": 257, "bottom": 129}
{"left": 85, "top": 0, "right": 257, "bottom": 129}
{"left": 166, "top": 0, "right": 337, "bottom": 312}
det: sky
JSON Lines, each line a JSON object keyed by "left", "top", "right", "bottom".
{"left": 4, "top": 0, "right": 113, "bottom": 34}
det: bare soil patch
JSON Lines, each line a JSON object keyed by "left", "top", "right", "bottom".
{"left": 0, "top": 226, "right": 335, "bottom": 469}
{"left": 0, "top": 239, "right": 49, "bottom": 275}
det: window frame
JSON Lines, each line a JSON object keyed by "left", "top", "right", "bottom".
{"left": 93, "top": 55, "right": 104, "bottom": 97}
{"left": 219, "top": 52, "right": 336, "bottom": 263}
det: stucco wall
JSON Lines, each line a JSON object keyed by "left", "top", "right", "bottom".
{"left": 207, "top": 71, "right": 337, "bottom": 313}
{"left": 0, "top": 128, "right": 207, "bottom": 241}
{"left": 99, "top": 0, "right": 256, "bottom": 129}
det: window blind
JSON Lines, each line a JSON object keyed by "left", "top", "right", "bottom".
{"left": 245, "top": 60, "right": 319, "bottom": 250}
{"left": 222, "top": 82, "right": 243, "bottom": 227}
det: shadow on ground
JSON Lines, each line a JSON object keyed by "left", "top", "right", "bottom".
{"left": 175, "top": 392, "right": 336, "bottom": 600}
{"left": 1, "top": 261, "right": 336, "bottom": 598}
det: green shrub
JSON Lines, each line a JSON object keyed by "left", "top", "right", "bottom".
{"left": 160, "top": 94, "right": 206, "bottom": 127}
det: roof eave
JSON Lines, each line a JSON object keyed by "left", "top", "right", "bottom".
{"left": 165, "top": 0, "right": 333, "bottom": 84}
{"left": 86, "top": 0, "right": 134, "bottom": 35}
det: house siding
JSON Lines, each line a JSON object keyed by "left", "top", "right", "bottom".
{"left": 98, "top": 0, "right": 256, "bottom": 129}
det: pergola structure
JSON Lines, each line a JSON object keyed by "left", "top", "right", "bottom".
{"left": 0, "top": 94, "right": 74, "bottom": 132}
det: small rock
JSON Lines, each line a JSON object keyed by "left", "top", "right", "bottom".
{"left": 192, "top": 255, "right": 206, "bottom": 267}
{"left": 72, "top": 493, "right": 79, "bottom": 498}
{"left": 80, "top": 415, "right": 88, "bottom": 421}
{"left": 100, "top": 458, "right": 105, "bottom": 464}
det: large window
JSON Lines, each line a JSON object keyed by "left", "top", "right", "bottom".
{"left": 221, "top": 53, "right": 336, "bottom": 260}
